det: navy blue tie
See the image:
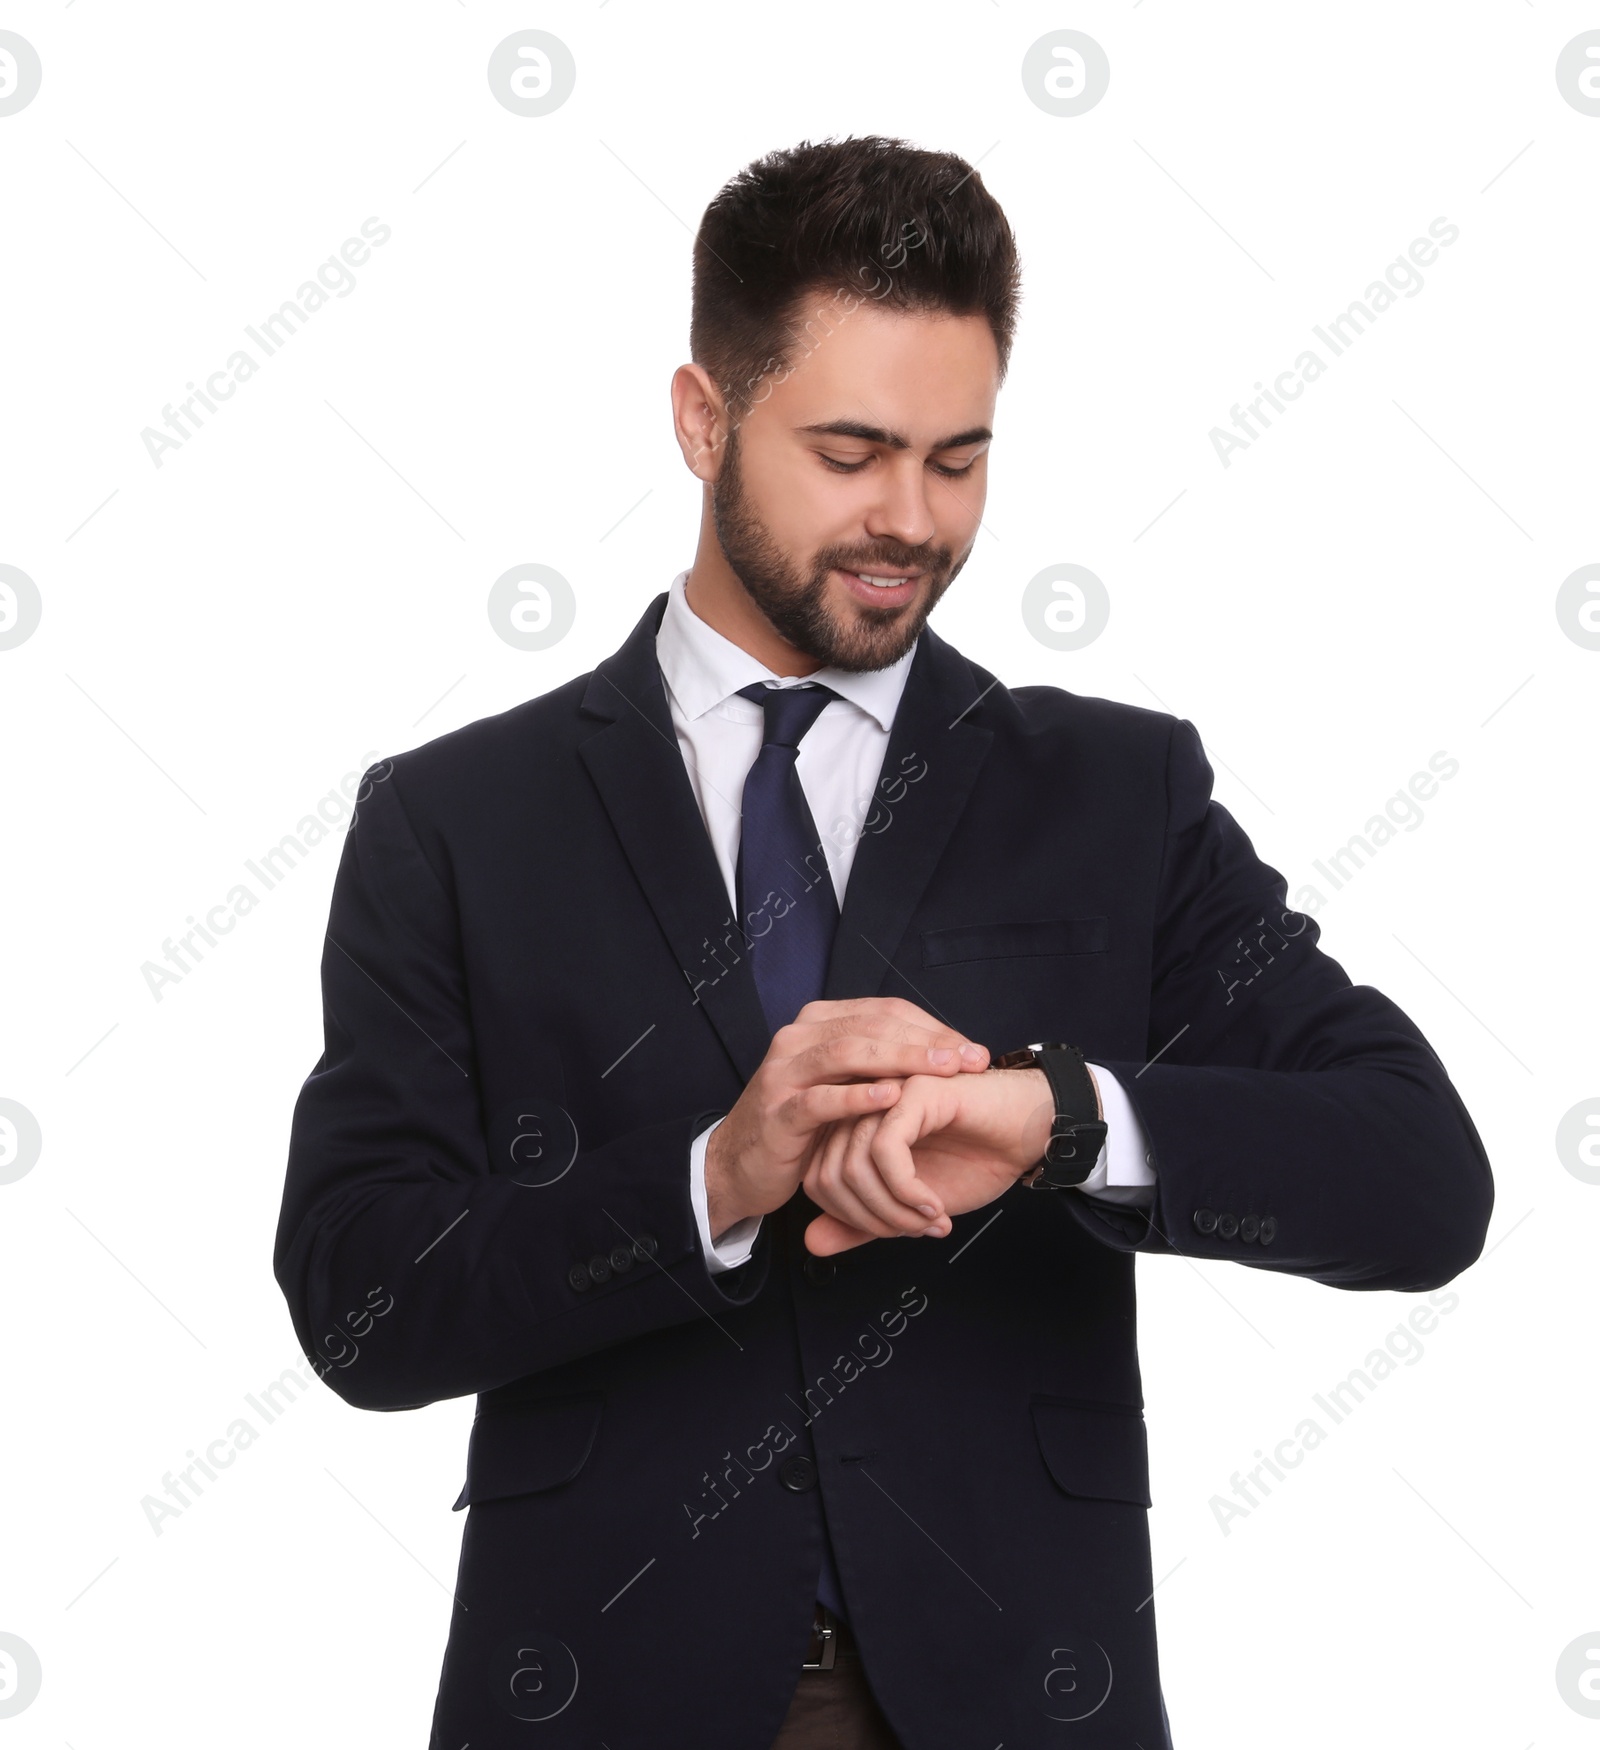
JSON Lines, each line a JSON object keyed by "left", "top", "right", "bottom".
{"left": 733, "top": 680, "right": 851, "bottom": 1620}
{"left": 733, "top": 682, "right": 842, "bottom": 1033}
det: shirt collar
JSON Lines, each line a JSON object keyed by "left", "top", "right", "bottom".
{"left": 655, "top": 568, "right": 916, "bottom": 732}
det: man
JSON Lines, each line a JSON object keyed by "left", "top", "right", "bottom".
{"left": 274, "top": 136, "right": 1494, "bottom": 1748}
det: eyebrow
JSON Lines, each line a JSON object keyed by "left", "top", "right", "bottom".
{"left": 796, "top": 419, "right": 993, "bottom": 453}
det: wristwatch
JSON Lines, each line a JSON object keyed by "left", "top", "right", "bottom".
{"left": 991, "top": 1041, "right": 1108, "bottom": 1188}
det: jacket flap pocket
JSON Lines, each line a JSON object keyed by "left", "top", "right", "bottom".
{"left": 452, "top": 1393, "right": 603, "bottom": 1510}
{"left": 921, "top": 916, "right": 1109, "bottom": 967}
{"left": 1031, "top": 1396, "right": 1151, "bottom": 1506}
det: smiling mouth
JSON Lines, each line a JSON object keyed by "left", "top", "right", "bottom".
{"left": 833, "top": 566, "right": 924, "bottom": 601}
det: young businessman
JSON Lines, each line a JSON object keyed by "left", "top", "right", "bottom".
{"left": 275, "top": 136, "right": 1494, "bottom": 1749}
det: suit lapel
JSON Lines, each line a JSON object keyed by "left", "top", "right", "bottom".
{"left": 577, "top": 595, "right": 774, "bottom": 1083}
{"left": 822, "top": 624, "right": 995, "bottom": 1012}
{"left": 576, "top": 594, "right": 998, "bottom": 1079}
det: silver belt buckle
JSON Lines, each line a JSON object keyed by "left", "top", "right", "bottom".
{"left": 802, "top": 1610, "right": 838, "bottom": 1670}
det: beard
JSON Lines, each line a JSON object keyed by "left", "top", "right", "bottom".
{"left": 710, "top": 430, "right": 966, "bottom": 673}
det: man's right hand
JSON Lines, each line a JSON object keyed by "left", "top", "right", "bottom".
{"left": 703, "top": 997, "right": 989, "bottom": 1242}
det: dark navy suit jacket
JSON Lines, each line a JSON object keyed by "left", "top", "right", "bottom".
{"left": 274, "top": 591, "right": 1493, "bottom": 1748}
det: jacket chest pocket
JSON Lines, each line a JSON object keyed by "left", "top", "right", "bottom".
{"left": 917, "top": 918, "right": 1113, "bottom": 1049}
{"left": 921, "top": 916, "right": 1109, "bottom": 967}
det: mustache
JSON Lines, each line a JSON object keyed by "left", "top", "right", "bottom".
{"left": 823, "top": 551, "right": 949, "bottom": 575}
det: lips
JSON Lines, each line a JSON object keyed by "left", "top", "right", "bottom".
{"left": 834, "top": 567, "right": 921, "bottom": 608}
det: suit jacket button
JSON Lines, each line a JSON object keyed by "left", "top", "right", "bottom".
{"left": 587, "top": 1253, "right": 612, "bottom": 1285}
{"left": 1258, "top": 1216, "right": 1278, "bottom": 1246}
{"left": 632, "top": 1234, "right": 658, "bottom": 1261}
{"left": 803, "top": 1256, "right": 836, "bottom": 1286}
{"left": 779, "top": 1456, "right": 817, "bottom": 1493}
{"left": 609, "top": 1244, "right": 635, "bottom": 1273}
{"left": 1193, "top": 1208, "right": 1219, "bottom": 1235}
{"left": 567, "top": 1264, "right": 591, "bottom": 1292}
{"left": 1216, "top": 1212, "right": 1239, "bottom": 1239}
{"left": 1239, "top": 1215, "right": 1261, "bottom": 1242}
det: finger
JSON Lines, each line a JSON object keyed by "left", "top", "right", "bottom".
{"left": 838, "top": 1118, "right": 944, "bottom": 1234}
{"left": 806, "top": 1114, "right": 945, "bottom": 1239}
{"left": 786, "top": 1079, "right": 943, "bottom": 1216}
{"left": 803, "top": 1210, "right": 877, "bottom": 1256}
{"left": 850, "top": 1078, "right": 953, "bottom": 1217}
{"left": 802, "top": 1109, "right": 889, "bottom": 1206}
{"left": 861, "top": 1113, "right": 945, "bottom": 1225}
{"left": 785, "top": 1001, "right": 989, "bottom": 1074}
{"left": 805, "top": 1113, "right": 917, "bottom": 1239}
{"left": 794, "top": 995, "right": 957, "bottom": 1037}
{"left": 844, "top": 1002, "right": 989, "bottom": 1069}
{"left": 867, "top": 1099, "right": 951, "bottom": 1234}
{"left": 806, "top": 1118, "right": 906, "bottom": 1239}
{"left": 800, "top": 1111, "right": 857, "bottom": 1194}
{"left": 797, "top": 1116, "right": 836, "bottom": 1184}
{"left": 793, "top": 1025, "right": 987, "bottom": 1092}
{"left": 783, "top": 1078, "right": 903, "bottom": 1140}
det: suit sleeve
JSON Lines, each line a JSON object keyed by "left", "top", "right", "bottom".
{"left": 1066, "top": 718, "right": 1494, "bottom": 1291}
{"left": 272, "top": 762, "right": 768, "bottom": 1412}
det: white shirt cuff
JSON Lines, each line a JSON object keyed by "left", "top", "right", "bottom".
{"left": 1074, "top": 1064, "right": 1157, "bottom": 1207}
{"left": 690, "top": 1117, "right": 761, "bottom": 1273}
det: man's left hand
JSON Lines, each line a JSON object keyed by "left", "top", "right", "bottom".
{"left": 802, "top": 1065, "right": 1091, "bottom": 1255}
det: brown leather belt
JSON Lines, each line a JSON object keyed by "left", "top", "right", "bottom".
{"left": 802, "top": 1602, "right": 854, "bottom": 1669}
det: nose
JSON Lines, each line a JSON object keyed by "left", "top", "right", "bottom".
{"left": 863, "top": 454, "right": 937, "bottom": 553}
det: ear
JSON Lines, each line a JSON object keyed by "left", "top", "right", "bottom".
{"left": 671, "top": 362, "right": 731, "bottom": 482}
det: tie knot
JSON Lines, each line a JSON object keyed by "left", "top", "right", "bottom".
{"left": 736, "top": 681, "right": 840, "bottom": 751}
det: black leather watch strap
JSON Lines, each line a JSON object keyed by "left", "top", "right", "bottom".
{"left": 992, "top": 1041, "right": 1108, "bottom": 1188}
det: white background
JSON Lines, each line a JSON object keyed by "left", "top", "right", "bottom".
{"left": 2, "top": 3, "right": 1596, "bottom": 1745}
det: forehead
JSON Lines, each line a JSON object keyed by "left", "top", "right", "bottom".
{"left": 755, "top": 299, "right": 999, "bottom": 439}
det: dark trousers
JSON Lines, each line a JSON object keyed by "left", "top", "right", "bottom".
{"left": 770, "top": 1646, "right": 901, "bottom": 1748}
{"left": 770, "top": 1610, "right": 896, "bottom": 1750}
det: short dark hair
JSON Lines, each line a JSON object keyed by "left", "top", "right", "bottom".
{"left": 690, "top": 135, "right": 1021, "bottom": 426}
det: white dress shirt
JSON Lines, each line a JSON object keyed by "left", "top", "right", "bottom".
{"left": 653, "top": 569, "right": 1157, "bottom": 1272}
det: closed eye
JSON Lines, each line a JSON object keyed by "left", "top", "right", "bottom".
{"left": 819, "top": 454, "right": 982, "bottom": 477}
